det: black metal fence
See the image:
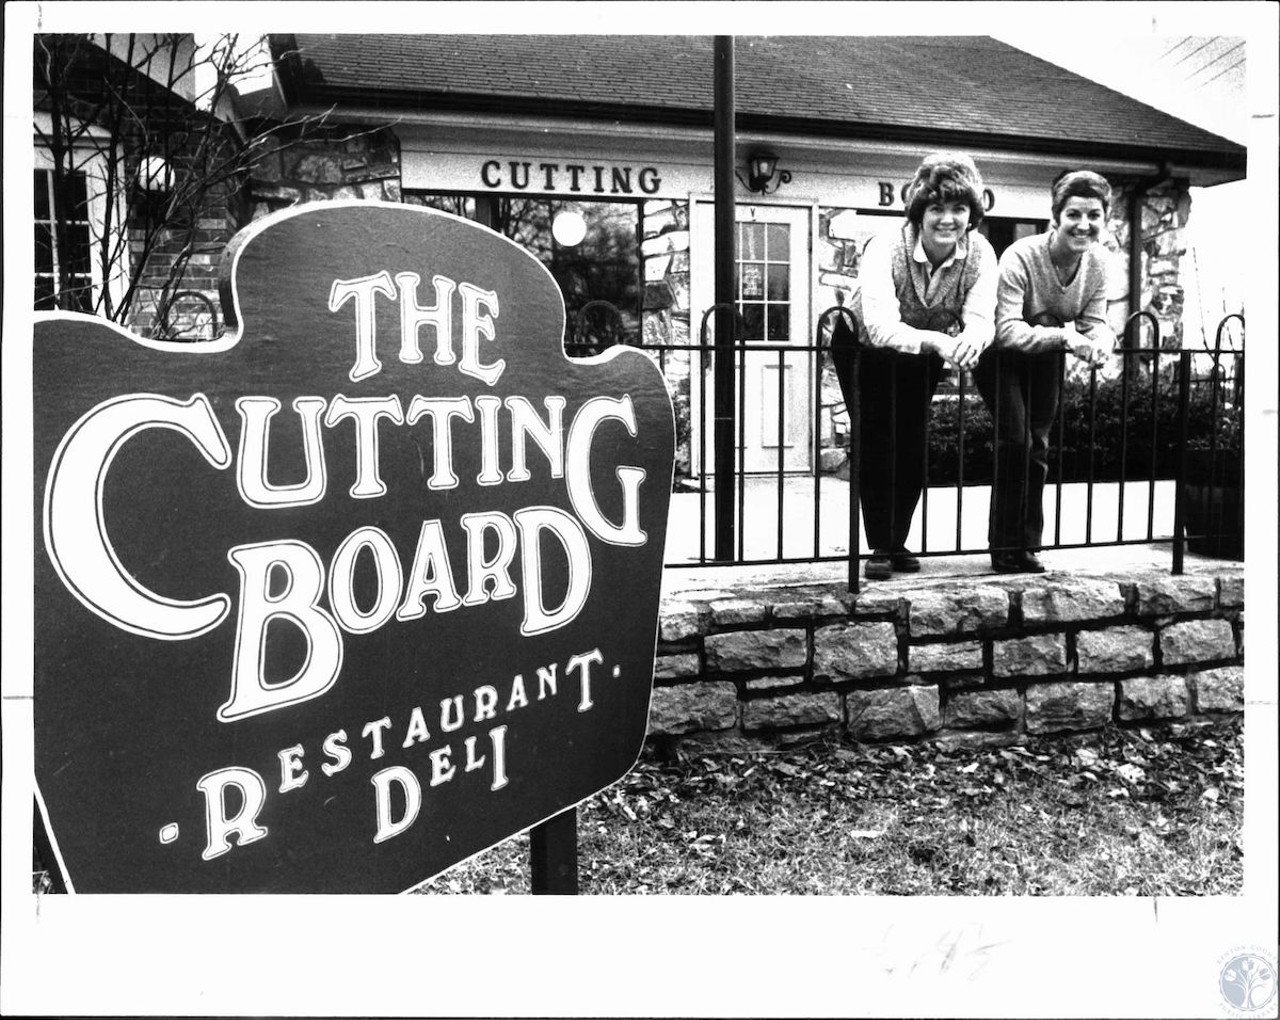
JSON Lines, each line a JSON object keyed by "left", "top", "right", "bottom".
{"left": 573, "top": 305, "right": 1245, "bottom": 588}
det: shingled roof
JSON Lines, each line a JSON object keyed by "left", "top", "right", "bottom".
{"left": 275, "top": 34, "right": 1245, "bottom": 175}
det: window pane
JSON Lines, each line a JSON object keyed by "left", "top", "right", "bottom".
{"left": 65, "top": 281, "right": 93, "bottom": 313}
{"left": 68, "top": 171, "right": 91, "bottom": 219}
{"left": 766, "top": 263, "right": 789, "bottom": 301}
{"left": 766, "top": 223, "right": 787, "bottom": 259}
{"left": 66, "top": 224, "right": 93, "bottom": 276}
{"left": 35, "top": 275, "right": 56, "bottom": 310}
{"left": 767, "top": 306, "right": 790, "bottom": 341}
{"left": 35, "top": 224, "right": 54, "bottom": 274}
{"left": 739, "top": 303, "right": 763, "bottom": 340}
{"left": 34, "top": 170, "right": 50, "bottom": 220}
{"left": 740, "top": 222, "right": 764, "bottom": 260}
{"left": 739, "top": 262, "right": 765, "bottom": 301}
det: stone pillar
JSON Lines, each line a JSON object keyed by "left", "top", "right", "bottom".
{"left": 1103, "top": 176, "right": 1193, "bottom": 350}
{"left": 248, "top": 127, "right": 403, "bottom": 220}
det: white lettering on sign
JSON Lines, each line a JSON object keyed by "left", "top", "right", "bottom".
{"left": 328, "top": 271, "right": 504, "bottom": 386}
{"left": 45, "top": 388, "right": 649, "bottom": 720}
{"left": 480, "top": 160, "right": 662, "bottom": 195}
{"left": 194, "top": 645, "right": 604, "bottom": 858}
{"left": 43, "top": 394, "right": 234, "bottom": 640}
{"left": 196, "top": 766, "right": 269, "bottom": 861}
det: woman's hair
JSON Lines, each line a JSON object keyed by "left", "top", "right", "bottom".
{"left": 1050, "top": 169, "right": 1112, "bottom": 219}
{"left": 904, "top": 152, "right": 986, "bottom": 230}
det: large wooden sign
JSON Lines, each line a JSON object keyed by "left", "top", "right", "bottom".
{"left": 33, "top": 202, "right": 674, "bottom": 893}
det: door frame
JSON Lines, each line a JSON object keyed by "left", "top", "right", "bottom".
{"left": 688, "top": 197, "right": 818, "bottom": 477}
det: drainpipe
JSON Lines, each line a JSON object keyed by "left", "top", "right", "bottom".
{"left": 1126, "top": 162, "right": 1173, "bottom": 348}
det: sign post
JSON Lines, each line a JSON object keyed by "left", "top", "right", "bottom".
{"left": 32, "top": 202, "right": 674, "bottom": 893}
{"left": 529, "top": 807, "right": 579, "bottom": 894}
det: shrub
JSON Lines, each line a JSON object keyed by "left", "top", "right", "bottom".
{"left": 922, "top": 360, "right": 1242, "bottom": 486}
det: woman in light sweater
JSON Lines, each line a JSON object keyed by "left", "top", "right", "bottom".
{"left": 841, "top": 152, "right": 997, "bottom": 580}
{"left": 975, "top": 170, "right": 1115, "bottom": 573}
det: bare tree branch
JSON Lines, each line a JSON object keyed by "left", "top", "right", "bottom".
{"left": 34, "top": 32, "right": 388, "bottom": 336}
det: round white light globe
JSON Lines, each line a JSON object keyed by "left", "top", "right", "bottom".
{"left": 552, "top": 209, "right": 587, "bottom": 247}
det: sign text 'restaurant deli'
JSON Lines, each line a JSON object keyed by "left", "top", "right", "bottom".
{"left": 33, "top": 203, "right": 674, "bottom": 893}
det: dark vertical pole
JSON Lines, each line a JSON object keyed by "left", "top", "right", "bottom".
{"left": 475, "top": 194, "right": 498, "bottom": 230}
{"left": 713, "top": 35, "right": 737, "bottom": 561}
{"left": 530, "top": 807, "right": 579, "bottom": 894}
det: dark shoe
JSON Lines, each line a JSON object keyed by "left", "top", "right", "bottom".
{"left": 991, "top": 551, "right": 1045, "bottom": 574}
{"left": 865, "top": 550, "right": 893, "bottom": 580}
{"left": 891, "top": 548, "right": 921, "bottom": 572}
{"left": 991, "top": 552, "right": 1023, "bottom": 574}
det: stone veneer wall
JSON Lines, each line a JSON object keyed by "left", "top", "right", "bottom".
{"left": 248, "top": 127, "right": 402, "bottom": 218}
{"left": 649, "top": 568, "right": 1243, "bottom": 750}
{"left": 1101, "top": 177, "right": 1193, "bottom": 349}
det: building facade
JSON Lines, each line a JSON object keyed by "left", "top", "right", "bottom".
{"left": 257, "top": 34, "right": 1244, "bottom": 481}
{"left": 35, "top": 34, "right": 1246, "bottom": 480}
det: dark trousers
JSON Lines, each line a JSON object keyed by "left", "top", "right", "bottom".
{"left": 973, "top": 348, "right": 1064, "bottom": 552}
{"left": 834, "top": 343, "right": 944, "bottom": 551}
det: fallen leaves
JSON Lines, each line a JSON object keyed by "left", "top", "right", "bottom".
{"left": 410, "top": 717, "right": 1243, "bottom": 896}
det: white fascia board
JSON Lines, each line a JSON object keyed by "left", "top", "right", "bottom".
{"left": 302, "top": 104, "right": 1237, "bottom": 190}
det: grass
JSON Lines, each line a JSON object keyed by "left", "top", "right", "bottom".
{"left": 414, "top": 717, "right": 1244, "bottom": 896}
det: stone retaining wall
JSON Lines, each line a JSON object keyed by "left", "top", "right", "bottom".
{"left": 649, "top": 569, "right": 1244, "bottom": 751}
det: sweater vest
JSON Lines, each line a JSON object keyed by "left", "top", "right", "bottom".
{"left": 889, "top": 223, "right": 989, "bottom": 332}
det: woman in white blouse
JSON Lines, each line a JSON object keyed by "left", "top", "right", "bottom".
{"left": 843, "top": 152, "right": 998, "bottom": 580}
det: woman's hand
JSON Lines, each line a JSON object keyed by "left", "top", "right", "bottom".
{"left": 923, "top": 332, "right": 980, "bottom": 370}
{"left": 948, "top": 334, "right": 982, "bottom": 370}
{"left": 1063, "top": 327, "right": 1112, "bottom": 367}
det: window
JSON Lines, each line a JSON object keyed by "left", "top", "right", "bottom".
{"left": 736, "top": 220, "right": 792, "bottom": 342}
{"left": 403, "top": 191, "right": 642, "bottom": 350}
{"left": 978, "top": 216, "right": 1047, "bottom": 257}
{"left": 34, "top": 168, "right": 94, "bottom": 312}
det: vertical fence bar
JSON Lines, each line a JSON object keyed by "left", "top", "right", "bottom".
{"left": 1053, "top": 354, "right": 1066, "bottom": 547}
{"left": 1117, "top": 349, "right": 1131, "bottom": 541}
{"left": 776, "top": 346, "right": 786, "bottom": 559}
{"left": 886, "top": 357, "right": 897, "bottom": 556}
{"left": 1171, "top": 350, "right": 1192, "bottom": 574}
{"left": 848, "top": 341, "right": 862, "bottom": 592}
{"left": 990, "top": 357, "right": 1003, "bottom": 559}
{"left": 698, "top": 308, "right": 713, "bottom": 564}
{"left": 813, "top": 326, "right": 824, "bottom": 560}
{"left": 955, "top": 372, "right": 966, "bottom": 552}
{"left": 1235, "top": 348, "right": 1245, "bottom": 553}
{"left": 1147, "top": 347, "right": 1160, "bottom": 540}
{"left": 920, "top": 371, "right": 930, "bottom": 555}
{"left": 737, "top": 332, "right": 747, "bottom": 562}
{"left": 1085, "top": 364, "right": 1098, "bottom": 545}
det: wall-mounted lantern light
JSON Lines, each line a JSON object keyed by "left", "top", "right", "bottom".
{"left": 738, "top": 150, "right": 791, "bottom": 194}
{"left": 138, "top": 156, "right": 174, "bottom": 192}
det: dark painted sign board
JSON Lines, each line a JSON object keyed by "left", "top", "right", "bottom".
{"left": 33, "top": 202, "right": 674, "bottom": 893}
